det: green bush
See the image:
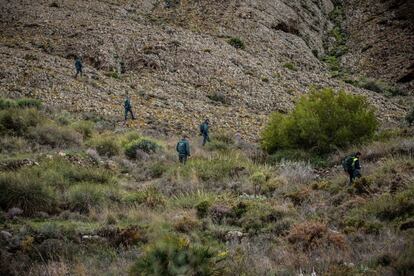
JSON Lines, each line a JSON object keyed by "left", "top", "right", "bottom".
{"left": 0, "top": 98, "right": 17, "bottom": 109}
{"left": 228, "top": 37, "right": 245, "bottom": 49}
{"left": 406, "top": 107, "right": 414, "bottom": 126}
{"left": 71, "top": 120, "right": 95, "bottom": 139}
{"left": 261, "top": 88, "right": 378, "bottom": 154}
{"left": 0, "top": 98, "right": 42, "bottom": 110}
{"left": 195, "top": 200, "right": 211, "bottom": 218}
{"left": 129, "top": 235, "right": 225, "bottom": 276}
{"left": 0, "top": 108, "right": 42, "bottom": 136}
{"left": 0, "top": 173, "right": 56, "bottom": 215}
{"left": 16, "top": 98, "right": 42, "bottom": 109}
{"left": 283, "top": 63, "right": 297, "bottom": 71}
{"left": 93, "top": 136, "right": 121, "bottom": 157}
{"left": 125, "top": 139, "right": 161, "bottom": 158}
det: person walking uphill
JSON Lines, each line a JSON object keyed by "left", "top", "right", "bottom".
{"left": 124, "top": 95, "right": 135, "bottom": 122}
{"left": 75, "top": 57, "right": 83, "bottom": 78}
{"left": 176, "top": 135, "right": 190, "bottom": 164}
{"left": 199, "top": 119, "right": 210, "bottom": 146}
{"left": 342, "top": 152, "right": 362, "bottom": 184}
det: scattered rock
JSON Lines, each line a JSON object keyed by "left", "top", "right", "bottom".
{"left": 6, "top": 208, "right": 23, "bottom": 219}
{"left": 225, "top": 230, "right": 244, "bottom": 242}
{"left": 0, "top": 231, "right": 12, "bottom": 241}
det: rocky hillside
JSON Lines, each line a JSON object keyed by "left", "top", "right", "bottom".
{"left": 0, "top": 0, "right": 412, "bottom": 139}
{"left": 343, "top": 0, "right": 414, "bottom": 91}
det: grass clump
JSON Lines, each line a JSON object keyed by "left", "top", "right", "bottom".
{"left": 228, "top": 37, "right": 245, "bottom": 50}
{"left": 71, "top": 120, "right": 95, "bottom": 139}
{"left": 27, "top": 123, "right": 82, "bottom": 148}
{"left": 261, "top": 88, "right": 378, "bottom": 154}
{"left": 173, "top": 154, "right": 247, "bottom": 182}
{"left": 283, "top": 62, "right": 297, "bottom": 71}
{"left": 0, "top": 173, "right": 56, "bottom": 215}
{"left": 0, "top": 98, "right": 42, "bottom": 110}
{"left": 129, "top": 235, "right": 225, "bottom": 276}
{"left": 66, "top": 184, "right": 112, "bottom": 213}
{"left": 0, "top": 108, "right": 42, "bottom": 136}
{"left": 123, "top": 187, "right": 166, "bottom": 208}
{"left": 91, "top": 135, "right": 121, "bottom": 157}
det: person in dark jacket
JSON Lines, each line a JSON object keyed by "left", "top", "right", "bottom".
{"left": 124, "top": 95, "right": 135, "bottom": 122}
{"left": 346, "top": 152, "right": 362, "bottom": 184}
{"left": 200, "top": 119, "right": 210, "bottom": 146}
{"left": 75, "top": 57, "right": 83, "bottom": 78}
{"left": 176, "top": 135, "right": 190, "bottom": 164}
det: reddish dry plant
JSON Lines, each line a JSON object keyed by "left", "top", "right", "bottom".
{"left": 287, "top": 222, "right": 347, "bottom": 251}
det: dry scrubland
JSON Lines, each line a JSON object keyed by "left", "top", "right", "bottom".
{"left": 0, "top": 98, "right": 413, "bottom": 275}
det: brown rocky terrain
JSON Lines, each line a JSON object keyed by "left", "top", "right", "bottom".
{"left": 343, "top": 0, "right": 414, "bottom": 92}
{"left": 0, "top": 0, "right": 411, "bottom": 139}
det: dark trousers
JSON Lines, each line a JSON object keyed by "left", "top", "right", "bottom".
{"left": 125, "top": 108, "right": 135, "bottom": 121}
{"left": 202, "top": 133, "right": 210, "bottom": 146}
{"left": 75, "top": 67, "right": 83, "bottom": 77}
{"left": 348, "top": 169, "right": 361, "bottom": 184}
{"left": 179, "top": 154, "right": 188, "bottom": 164}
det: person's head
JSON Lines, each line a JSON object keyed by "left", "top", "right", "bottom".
{"left": 205, "top": 118, "right": 209, "bottom": 124}
{"left": 355, "top": 152, "right": 361, "bottom": 158}
{"left": 125, "top": 94, "right": 129, "bottom": 99}
{"left": 182, "top": 133, "right": 188, "bottom": 140}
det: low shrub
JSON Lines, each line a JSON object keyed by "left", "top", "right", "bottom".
{"left": 123, "top": 187, "right": 165, "bottom": 208}
{"left": 287, "top": 222, "right": 347, "bottom": 250}
{"left": 0, "top": 98, "right": 17, "bottom": 109}
{"left": 92, "top": 136, "right": 121, "bottom": 157}
{"left": 66, "top": 184, "right": 109, "bottom": 213}
{"left": 129, "top": 235, "right": 225, "bottom": 275}
{"left": 228, "top": 37, "right": 245, "bottom": 49}
{"left": 195, "top": 200, "right": 211, "bottom": 218}
{"left": 174, "top": 154, "right": 248, "bottom": 182}
{"left": 27, "top": 123, "right": 82, "bottom": 148}
{"left": 125, "top": 139, "right": 161, "bottom": 158}
{"left": 261, "top": 88, "right": 378, "bottom": 154}
{"left": 0, "top": 98, "right": 42, "bottom": 110}
{"left": 0, "top": 108, "right": 42, "bottom": 136}
{"left": 283, "top": 62, "right": 297, "bottom": 71}
{"left": 71, "top": 120, "right": 95, "bottom": 139}
{"left": 16, "top": 98, "right": 42, "bottom": 109}
{"left": 0, "top": 173, "right": 57, "bottom": 215}
{"left": 0, "top": 136, "right": 30, "bottom": 153}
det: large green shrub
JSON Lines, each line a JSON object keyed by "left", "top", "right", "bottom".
{"left": 129, "top": 235, "right": 225, "bottom": 276}
{"left": 261, "top": 88, "right": 378, "bottom": 154}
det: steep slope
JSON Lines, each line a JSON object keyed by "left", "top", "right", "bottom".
{"left": 0, "top": 0, "right": 406, "bottom": 139}
{"left": 343, "top": 0, "right": 414, "bottom": 92}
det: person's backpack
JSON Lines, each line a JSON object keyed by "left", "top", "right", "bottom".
{"left": 342, "top": 155, "right": 354, "bottom": 171}
{"left": 177, "top": 141, "right": 187, "bottom": 154}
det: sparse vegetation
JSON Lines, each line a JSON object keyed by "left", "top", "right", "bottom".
{"left": 0, "top": 96, "right": 412, "bottom": 276}
{"left": 228, "top": 37, "right": 245, "bottom": 50}
{"left": 283, "top": 62, "right": 297, "bottom": 71}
